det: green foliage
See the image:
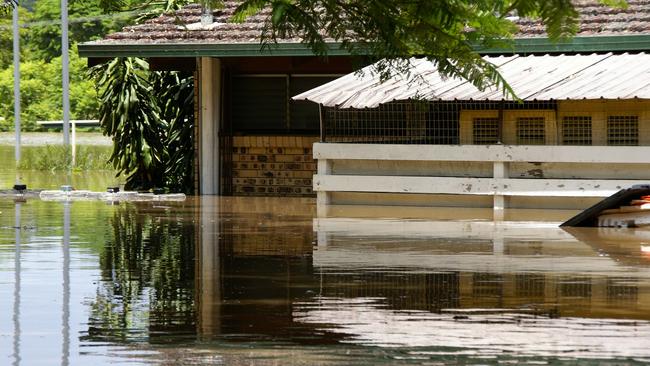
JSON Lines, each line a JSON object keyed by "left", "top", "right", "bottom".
{"left": 0, "top": 49, "right": 99, "bottom": 131}
{"left": 26, "top": 0, "right": 132, "bottom": 61}
{"left": 91, "top": 57, "right": 195, "bottom": 193}
{"left": 0, "top": 0, "right": 16, "bottom": 15}
{"left": 16, "top": 144, "right": 113, "bottom": 171}
{"left": 87, "top": 203, "right": 196, "bottom": 343}
{"left": 232, "top": 0, "right": 627, "bottom": 99}
{"left": 0, "top": 0, "right": 134, "bottom": 130}
{"left": 92, "top": 57, "right": 166, "bottom": 190}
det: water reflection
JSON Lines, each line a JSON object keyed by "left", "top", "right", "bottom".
{"left": 13, "top": 202, "right": 21, "bottom": 366}
{"left": 4, "top": 197, "right": 650, "bottom": 364}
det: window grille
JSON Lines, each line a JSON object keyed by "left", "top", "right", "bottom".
{"left": 321, "top": 101, "right": 556, "bottom": 144}
{"left": 607, "top": 115, "right": 639, "bottom": 146}
{"left": 516, "top": 117, "right": 545, "bottom": 145}
{"left": 472, "top": 117, "right": 499, "bottom": 144}
{"left": 561, "top": 116, "right": 592, "bottom": 145}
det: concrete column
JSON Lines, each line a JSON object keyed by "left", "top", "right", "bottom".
{"left": 316, "top": 159, "right": 331, "bottom": 217}
{"left": 493, "top": 161, "right": 507, "bottom": 219}
{"left": 199, "top": 57, "right": 221, "bottom": 195}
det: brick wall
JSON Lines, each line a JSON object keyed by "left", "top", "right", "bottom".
{"left": 232, "top": 136, "right": 318, "bottom": 197}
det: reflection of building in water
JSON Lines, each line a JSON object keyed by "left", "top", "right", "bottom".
{"left": 314, "top": 270, "right": 650, "bottom": 319}
{"left": 197, "top": 197, "right": 321, "bottom": 341}
{"left": 313, "top": 218, "right": 650, "bottom": 320}
{"left": 218, "top": 197, "right": 314, "bottom": 257}
{"left": 84, "top": 199, "right": 650, "bottom": 352}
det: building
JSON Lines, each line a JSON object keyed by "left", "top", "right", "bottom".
{"left": 79, "top": 1, "right": 650, "bottom": 205}
{"left": 80, "top": 2, "right": 356, "bottom": 197}
{"left": 296, "top": 53, "right": 650, "bottom": 215}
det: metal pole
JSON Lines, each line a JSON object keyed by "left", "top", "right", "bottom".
{"left": 13, "top": 3, "right": 21, "bottom": 168}
{"left": 61, "top": 0, "right": 70, "bottom": 147}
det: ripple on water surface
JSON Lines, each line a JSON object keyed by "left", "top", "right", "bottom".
{"left": 1, "top": 197, "right": 650, "bottom": 365}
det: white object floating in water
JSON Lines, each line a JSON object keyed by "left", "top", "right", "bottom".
{"left": 39, "top": 190, "right": 186, "bottom": 202}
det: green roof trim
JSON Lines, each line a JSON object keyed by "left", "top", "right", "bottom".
{"left": 78, "top": 42, "right": 352, "bottom": 58}
{"left": 477, "top": 35, "right": 650, "bottom": 55}
{"left": 79, "top": 34, "right": 650, "bottom": 58}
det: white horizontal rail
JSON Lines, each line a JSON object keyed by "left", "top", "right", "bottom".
{"left": 314, "top": 143, "right": 650, "bottom": 164}
{"left": 314, "top": 218, "right": 570, "bottom": 240}
{"left": 37, "top": 120, "right": 99, "bottom": 127}
{"left": 314, "top": 175, "right": 646, "bottom": 197}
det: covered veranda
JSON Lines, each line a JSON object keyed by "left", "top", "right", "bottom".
{"left": 293, "top": 53, "right": 650, "bottom": 215}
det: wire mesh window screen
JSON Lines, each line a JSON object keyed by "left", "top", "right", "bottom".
{"left": 322, "top": 101, "right": 555, "bottom": 144}
{"left": 517, "top": 117, "right": 546, "bottom": 145}
{"left": 473, "top": 118, "right": 499, "bottom": 144}
{"left": 429, "top": 102, "right": 459, "bottom": 144}
{"left": 323, "top": 101, "right": 463, "bottom": 144}
{"left": 607, "top": 115, "right": 639, "bottom": 146}
{"left": 562, "top": 116, "right": 592, "bottom": 145}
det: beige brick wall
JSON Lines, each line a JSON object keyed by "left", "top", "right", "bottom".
{"left": 231, "top": 136, "right": 318, "bottom": 197}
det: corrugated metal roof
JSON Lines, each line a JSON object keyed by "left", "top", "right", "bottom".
{"left": 293, "top": 53, "right": 650, "bottom": 108}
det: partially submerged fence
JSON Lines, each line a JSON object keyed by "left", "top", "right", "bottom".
{"left": 314, "top": 99, "right": 650, "bottom": 213}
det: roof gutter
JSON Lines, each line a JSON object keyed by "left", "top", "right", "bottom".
{"left": 476, "top": 35, "right": 650, "bottom": 55}
{"left": 78, "top": 42, "right": 353, "bottom": 58}
{"left": 78, "top": 34, "right": 650, "bottom": 59}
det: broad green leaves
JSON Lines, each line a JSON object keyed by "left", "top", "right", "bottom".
{"left": 91, "top": 57, "right": 194, "bottom": 192}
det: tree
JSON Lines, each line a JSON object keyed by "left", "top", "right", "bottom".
{"left": 0, "top": 47, "right": 99, "bottom": 131}
{"left": 95, "top": 0, "right": 625, "bottom": 97}
{"left": 26, "top": 0, "right": 132, "bottom": 61}
{"left": 232, "top": 0, "right": 626, "bottom": 98}
{"left": 91, "top": 57, "right": 195, "bottom": 192}
{"left": 0, "top": 0, "right": 16, "bottom": 15}
{"left": 91, "top": 57, "right": 167, "bottom": 190}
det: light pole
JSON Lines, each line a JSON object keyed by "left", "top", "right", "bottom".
{"left": 12, "top": 1, "right": 20, "bottom": 170}
{"left": 61, "top": 0, "right": 70, "bottom": 148}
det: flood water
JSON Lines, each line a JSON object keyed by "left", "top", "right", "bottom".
{"left": 0, "top": 144, "right": 119, "bottom": 192}
{"left": 2, "top": 196, "right": 650, "bottom": 365}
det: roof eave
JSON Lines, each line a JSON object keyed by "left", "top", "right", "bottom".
{"left": 79, "top": 34, "right": 650, "bottom": 59}
{"left": 78, "top": 41, "right": 353, "bottom": 58}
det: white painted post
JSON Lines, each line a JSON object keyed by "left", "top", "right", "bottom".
{"left": 317, "top": 158, "right": 331, "bottom": 217}
{"left": 199, "top": 57, "right": 221, "bottom": 195}
{"left": 493, "top": 227, "right": 505, "bottom": 254}
{"left": 493, "top": 161, "right": 507, "bottom": 215}
{"left": 71, "top": 121, "right": 76, "bottom": 166}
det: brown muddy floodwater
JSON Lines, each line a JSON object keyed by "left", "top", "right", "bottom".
{"left": 2, "top": 196, "right": 650, "bottom": 365}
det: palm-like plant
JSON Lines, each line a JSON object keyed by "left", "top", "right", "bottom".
{"left": 91, "top": 57, "right": 195, "bottom": 193}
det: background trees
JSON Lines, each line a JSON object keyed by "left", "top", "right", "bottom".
{"left": 0, "top": 0, "right": 131, "bottom": 131}
{"left": 233, "top": 0, "right": 626, "bottom": 98}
